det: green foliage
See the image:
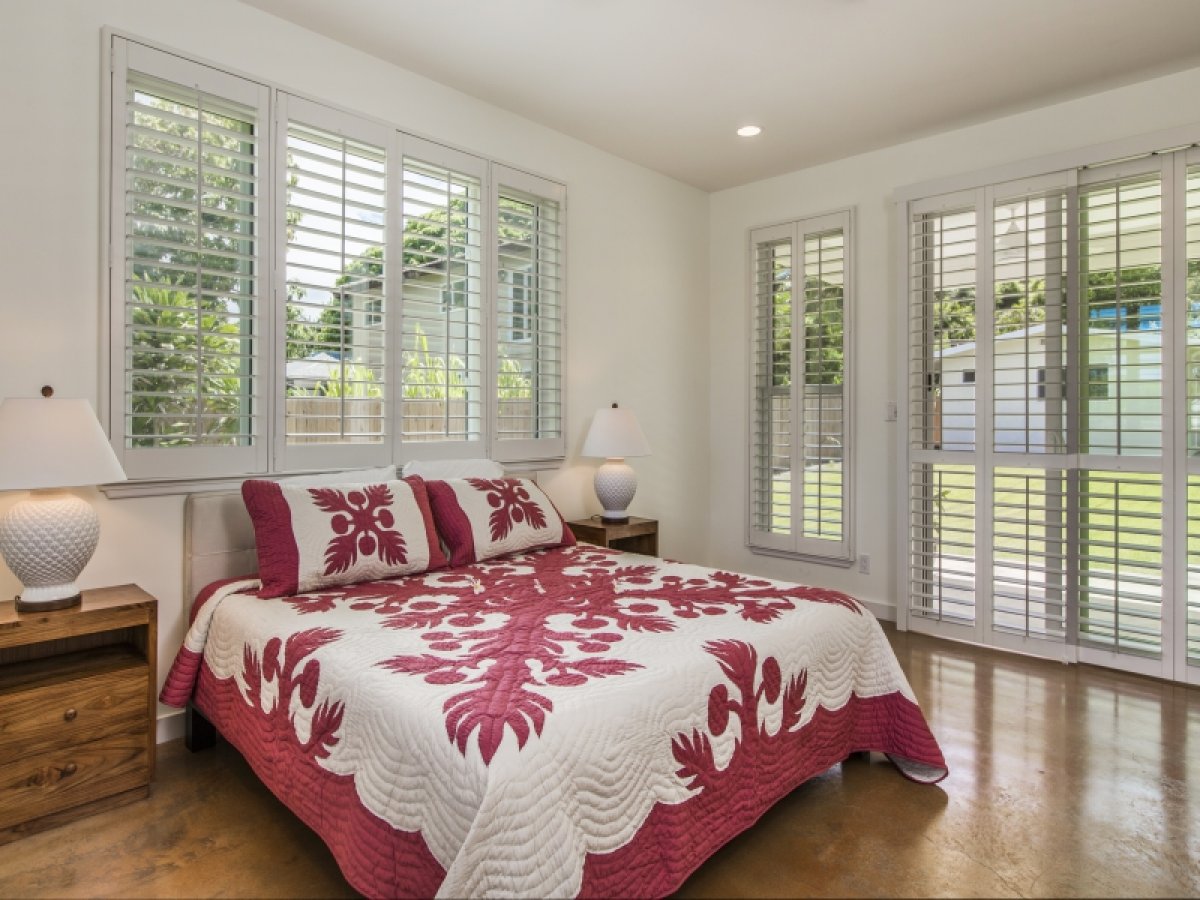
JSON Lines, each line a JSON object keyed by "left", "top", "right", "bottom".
{"left": 288, "top": 363, "right": 383, "bottom": 399}
{"left": 769, "top": 275, "right": 845, "bottom": 388}
{"left": 128, "top": 281, "right": 249, "bottom": 446}
{"left": 399, "top": 326, "right": 531, "bottom": 400}
{"left": 126, "top": 88, "right": 256, "bottom": 447}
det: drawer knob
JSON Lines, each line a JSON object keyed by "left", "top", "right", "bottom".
{"left": 63, "top": 708, "right": 77, "bottom": 722}
{"left": 62, "top": 762, "right": 77, "bottom": 776}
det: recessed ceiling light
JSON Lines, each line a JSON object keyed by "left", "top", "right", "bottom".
{"left": 737, "top": 125, "right": 762, "bottom": 138}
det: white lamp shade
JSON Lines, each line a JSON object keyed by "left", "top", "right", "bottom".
{"left": 0, "top": 398, "right": 127, "bottom": 491}
{"left": 581, "top": 405, "right": 651, "bottom": 459}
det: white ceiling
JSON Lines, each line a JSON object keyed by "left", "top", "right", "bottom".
{"left": 241, "top": 0, "right": 1200, "bottom": 192}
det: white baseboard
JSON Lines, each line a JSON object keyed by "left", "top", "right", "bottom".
{"left": 156, "top": 707, "right": 185, "bottom": 744}
{"left": 861, "top": 599, "right": 896, "bottom": 622}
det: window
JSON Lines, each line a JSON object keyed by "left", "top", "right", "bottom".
{"left": 749, "top": 210, "right": 853, "bottom": 562}
{"left": 279, "top": 95, "right": 391, "bottom": 471}
{"left": 105, "top": 36, "right": 567, "bottom": 480}
{"left": 492, "top": 168, "right": 566, "bottom": 463}
{"left": 904, "top": 147, "right": 1200, "bottom": 686}
{"left": 108, "top": 41, "right": 269, "bottom": 480}
{"left": 400, "top": 138, "right": 485, "bottom": 453}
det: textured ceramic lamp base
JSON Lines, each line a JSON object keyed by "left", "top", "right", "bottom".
{"left": 0, "top": 490, "right": 99, "bottom": 612}
{"left": 595, "top": 459, "right": 638, "bottom": 523}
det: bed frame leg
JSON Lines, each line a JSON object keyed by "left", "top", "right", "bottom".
{"left": 186, "top": 703, "right": 217, "bottom": 752}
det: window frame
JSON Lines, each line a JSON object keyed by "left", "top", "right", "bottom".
{"left": 102, "top": 33, "right": 568, "bottom": 486}
{"left": 490, "top": 165, "right": 568, "bottom": 464}
{"left": 746, "top": 208, "right": 855, "bottom": 565}
{"left": 895, "top": 135, "right": 1200, "bottom": 687}
{"left": 106, "top": 38, "right": 273, "bottom": 481}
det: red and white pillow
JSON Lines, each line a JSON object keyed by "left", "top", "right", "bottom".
{"left": 425, "top": 476, "right": 575, "bottom": 567}
{"left": 242, "top": 476, "right": 447, "bottom": 598}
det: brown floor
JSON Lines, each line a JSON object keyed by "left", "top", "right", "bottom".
{"left": 1, "top": 627, "right": 1198, "bottom": 898}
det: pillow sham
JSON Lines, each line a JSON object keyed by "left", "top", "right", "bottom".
{"left": 425, "top": 476, "right": 574, "bottom": 567}
{"left": 242, "top": 476, "right": 446, "bottom": 598}
{"left": 400, "top": 458, "right": 504, "bottom": 480}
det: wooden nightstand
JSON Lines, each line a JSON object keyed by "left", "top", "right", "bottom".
{"left": 0, "top": 584, "right": 157, "bottom": 843}
{"left": 568, "top": 516, "right": 659, "bottom": 556}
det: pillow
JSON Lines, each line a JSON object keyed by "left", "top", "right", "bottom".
{"left": 401, "top": 458, "right": 504, "bottom": 480}
{"left": 425, "top": 476, "right": 574, "bottom": 567}
{"left": 242, "top": 476, "right": 446, "bottom": 598}
{"left": 276, "top": 465, "right": 396, "bottom": 487}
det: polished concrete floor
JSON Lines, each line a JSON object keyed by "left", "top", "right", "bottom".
{"left": 1, "top": 627, "right": 1197, "bottom": 898}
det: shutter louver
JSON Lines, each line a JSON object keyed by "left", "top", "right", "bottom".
{"left": 400, "top": 150, "right": 484, "bottom": 449}
{"left": 123, "top": 72, "right": 260, "bottom": 453}
{"left": 283, "top": 114, "right": 387, "bottom": 452}
{"left": 492, "top": 168, "right": 565, "bottom": 461}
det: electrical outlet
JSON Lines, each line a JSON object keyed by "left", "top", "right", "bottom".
{"left": 857, "top": 554, "right": 870, "bottom": 574}
{"left": 885, "top": 401, "right": 898, "bottom": 422}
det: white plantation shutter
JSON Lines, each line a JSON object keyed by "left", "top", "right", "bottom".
{"left": 1184, "top": 160, "right": 1200, "bottom": 670}
{"left": 1076, "top": 472, "right": 1164, "bottom": 656}
{"left": 748, "top": 211, "right": 852, "bottom": 561}
{"left": 909, "top": 463, "right": 976, "bottom": 623}
{"left": 902, "top": 155, "right": 1193, "bottom": 681}
{"left": 278, "top": 96, "right": 391, "bottom": 471}
{"left": 1188, "top": 478, "right": 1200, "bottom": 667}
{"left": 993, "top": 189, "right": 1069, "bottom": 455}
{"left": 1076, "top": 169, "right": 1166, "bottom": 663}
{"left": 992, "top": 468, "right": 1068, "bottom": 639}
{"left": 491, "top": 166, "right": 566, "bottom": 462}
{"left": 750, "top": 226, "right": 793, "bottom": 547}
{"left": 106, "top": 40, "right": 573, "bottom": 484}
{"left": 1078, "top": 174, "right": 1164, "bottom": 457}
{"left": 909, "top": 204, "right": 978, "bottom": 452}
{"left": 399, "top": 138, "right": 486, "bottom": 456}
{"left": 109, "top": 41, "right": 270, "bottom": 479}
{"left": 989, "top": 182, "right": 1072, "bottom": 646}
{"left": 801, "top": 227, "right": 848, "bottom": 542}
{"left": 908, "top": 195, "right": 979, "bottom": 626}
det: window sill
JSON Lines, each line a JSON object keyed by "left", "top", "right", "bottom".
{"left": 747, "top": 543, "right": 855, "bottom": 568}
{"left": 99, "top": 458, "right": 561, "bottom": 500}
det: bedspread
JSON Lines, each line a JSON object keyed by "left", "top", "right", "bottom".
{"left": 161, "top": 544, "right": 946, "bottom": 898}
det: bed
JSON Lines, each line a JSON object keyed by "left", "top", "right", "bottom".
{"left": 161, "top": 482, "right": 946, "bottom": 898}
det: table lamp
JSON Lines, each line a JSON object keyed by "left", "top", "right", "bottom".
{"left": 0, "top": 387, "right": 127, "bottom": 611}
{"left": 581, "top": 402, "right": 651, "bottom": 523}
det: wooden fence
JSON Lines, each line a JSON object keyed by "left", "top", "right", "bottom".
{"left": 286, "top": 396, "right": 536, "bottom": 442}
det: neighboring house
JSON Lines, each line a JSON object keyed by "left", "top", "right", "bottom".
{"left": 934, "top": 313, "right": 1165, "bottom": 454}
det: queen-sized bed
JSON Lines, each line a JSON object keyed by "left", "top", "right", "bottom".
{"left": 161, "top": 478, "right": 945, "bottom": 898}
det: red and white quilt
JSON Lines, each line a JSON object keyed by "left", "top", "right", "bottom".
{"left": 161, "top": 545, "right": 946, "bottom": 898}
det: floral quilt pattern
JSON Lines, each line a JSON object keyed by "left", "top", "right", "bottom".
{"left": 162, "top": 544, "right": 945, "bottom": 898}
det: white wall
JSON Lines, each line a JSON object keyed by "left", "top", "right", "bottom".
{"left": 707, "top": 63, "right": 1200, "bottom": 619}
{"left": 0, "top": 0, "right": 710, "bottom": 738}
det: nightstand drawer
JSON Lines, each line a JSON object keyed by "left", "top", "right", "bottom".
{"left": 0, "top": 665, "right": 147, "bottom": 755}
{"left": 0, "top": 730, "right": 150, "bottom": 830}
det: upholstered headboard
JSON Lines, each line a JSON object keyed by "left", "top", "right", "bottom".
{"left": 183, "top": 491, "right": 258, "bottom": 602}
